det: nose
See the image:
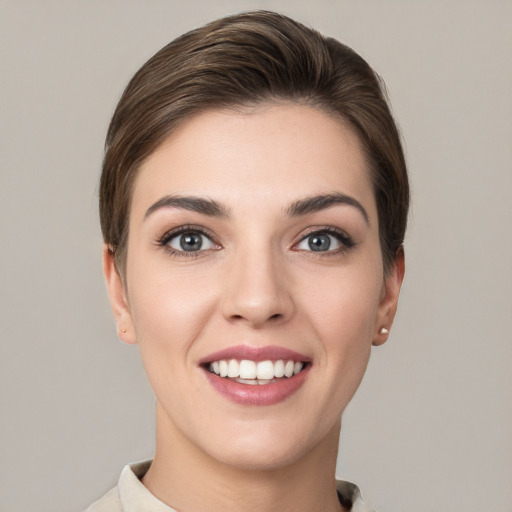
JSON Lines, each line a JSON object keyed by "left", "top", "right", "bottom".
{"left": 221, "top": 246, "right": 295, "bottom": 328}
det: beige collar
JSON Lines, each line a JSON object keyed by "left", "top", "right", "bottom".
{"left": 118, "top": 460, "right": 374, "bottom": 512}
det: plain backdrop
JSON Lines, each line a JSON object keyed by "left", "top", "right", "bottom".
{"left": 1, "top": 1, "right": 511, "bottom": 511}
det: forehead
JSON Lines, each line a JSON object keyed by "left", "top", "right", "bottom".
{"left": 131, "top": 104, "right": 376, "bottom": 220}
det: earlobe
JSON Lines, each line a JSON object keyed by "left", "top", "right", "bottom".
{"left": 372, "top": 247, "right": 405, "bottom": 346}
{"left": 102, "top": 245, "right": 137, "bottom": 344}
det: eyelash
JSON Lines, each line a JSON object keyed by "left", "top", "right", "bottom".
{"left": 156, "top": 225, "right": 356, "bottom": 259}
{"left": 156, "top": 225, "right": 220, "bottom": 259}
{"left": 294, "top": 227, "right": 356, "bottom": 257}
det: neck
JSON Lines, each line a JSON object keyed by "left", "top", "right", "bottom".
{"left": 142, "top": 401, "right": 346, "bottom": 512}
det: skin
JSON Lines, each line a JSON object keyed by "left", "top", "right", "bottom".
{"left": 104, "top": 104, "right": 404, "bottom": 512}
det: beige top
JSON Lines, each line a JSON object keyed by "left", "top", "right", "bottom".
{"left": 85, "top": 460, "right": 375, "bottom": 512}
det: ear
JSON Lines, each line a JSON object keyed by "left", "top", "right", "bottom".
{"left": 372, "top": 247, "right": 405, "bottom": 346}
{"left": 102, "top": 244, "right": 137, "bottom": 344}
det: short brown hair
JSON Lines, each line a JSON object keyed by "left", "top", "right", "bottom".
{"left": 100, "top": 10, "right": 409, "bottom": 274}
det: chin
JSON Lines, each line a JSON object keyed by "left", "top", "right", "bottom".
{"left": 207, "top": 438, "right": 311, "bottom": 472}
{"left": 194, "top": 414, "right": 340, "bottom": 473}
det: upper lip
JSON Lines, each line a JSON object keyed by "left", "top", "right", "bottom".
{"left": 199, "top": 345, "right": 311, "bottom": 364}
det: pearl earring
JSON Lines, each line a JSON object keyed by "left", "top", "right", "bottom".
{"left": 379, "top": 327, "right": 389, "bottom": 335}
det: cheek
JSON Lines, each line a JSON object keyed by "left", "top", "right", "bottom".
{"left": 125, "top": 266, "right": 223, "bottom": 418}
{"left": 126, "top": 263, "right": 220, "bottom": 360}
{"left": 299, "top": 265, "right": 382, "bottom": 399}
{"left": 302, "top": 266, "right": 382, "bottom": 344}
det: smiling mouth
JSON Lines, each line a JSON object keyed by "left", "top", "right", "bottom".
{"left": 206, "top": 359, "right": 308, "bottom": 385}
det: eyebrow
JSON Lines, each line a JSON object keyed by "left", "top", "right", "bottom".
{"left": 144, "top": 192, "right": 369, "bottom": 224}
{"left": 285, "top": 193, "right": 369, "bottom": 224}
{"left": 144, "top": 195, "right": 230, "bottom": 219}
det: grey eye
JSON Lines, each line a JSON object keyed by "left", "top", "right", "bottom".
{"left": 307, "top": 234, "right": 331, "bottom": 251}
{"left": 297, "top": 233, "right": 343, "bottom": 252}
{"left": 168, "top": 232, "right": 215, "bottom": 252}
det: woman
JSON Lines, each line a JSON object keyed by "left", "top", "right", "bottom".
{"left": 87, "top": 10, "right": 408, "bottom": 512}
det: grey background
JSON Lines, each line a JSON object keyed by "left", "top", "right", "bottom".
{"left": 1, "top": 1, "right": 511, "bottom": 511}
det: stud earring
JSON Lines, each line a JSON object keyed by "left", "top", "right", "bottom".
{"left": 379, "top": 327, "right": 389, "bottom": 335}
{"left": 121, "top": 329, "right": 127, "bottom": 334}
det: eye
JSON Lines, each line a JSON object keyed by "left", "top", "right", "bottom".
{"left": 166, "top": 230, "right": 216, "bottom": 252}
{"left": 296, "top": 229, "right": 354, "bottom": 253}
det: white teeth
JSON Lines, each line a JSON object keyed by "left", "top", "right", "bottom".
{"left": 219, "top": 360, "right": 228, "bottom": 377}
{"left": 227, "top": 359, "right": 239, "bottom": 378}
{"left": 274, "top": 359, "right": 285, "bottom": 378}
{"left": 209, "top": 358, "right": 305, "bottom": 381}
{"left": 236, "top": 378, "right": 275, "bottom": 385}
{"left": 237, "top": 378, "right": 259, "bottom": 385}
{"left": 239, "top": 360, "right": 257, "bottom": 379}
{"left": 257, "top": 360, "right": 274, "bottom": 380}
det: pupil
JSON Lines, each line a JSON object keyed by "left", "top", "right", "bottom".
{"left": 308, "top": 234, "right": 330, "bottom": 251}
{"left": 180, "top": 233, "right": 202, "bottom": 251}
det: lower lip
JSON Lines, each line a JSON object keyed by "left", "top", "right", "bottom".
{"left": 203, "top": 366, "right": 310, "bottom": 406}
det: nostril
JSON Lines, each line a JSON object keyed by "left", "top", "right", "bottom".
{"left": 229, "top": 312, "right": 283, "bottom": 324}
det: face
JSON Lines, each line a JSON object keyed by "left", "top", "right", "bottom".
{"left": 104, "top": 104, "right": 403, "bottom": 471}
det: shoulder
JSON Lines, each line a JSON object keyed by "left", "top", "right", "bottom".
{"left": 83, "top": 460, "right": 154, "bottom": 512}
{"left": 84, "top": 486, "right": 122, "bottom": 512}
